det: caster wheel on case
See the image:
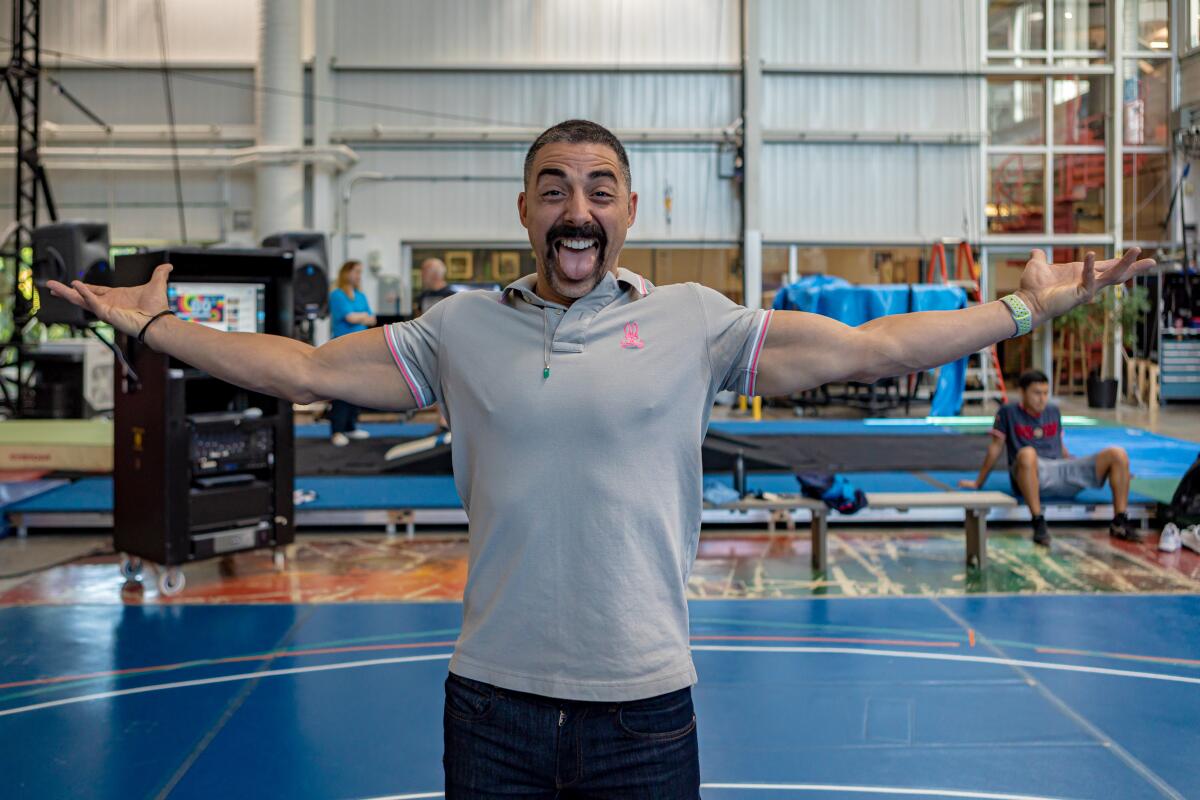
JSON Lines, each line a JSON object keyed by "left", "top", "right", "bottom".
{"left": 120, "top": 556, "right": 143, "bottom": 581}
{"left": 158, "top": 567, "right": 186, "bottom": 596}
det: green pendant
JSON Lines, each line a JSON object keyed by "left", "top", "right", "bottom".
{"left": 543, "top": 367, "right": 550, "bottom": 379}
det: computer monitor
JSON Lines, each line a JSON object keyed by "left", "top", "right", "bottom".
{"left": 167, "top": 282, "right": 267, "bottom": 334}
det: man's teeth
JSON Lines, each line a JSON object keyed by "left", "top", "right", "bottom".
{"left": 559, "top": 238, "right": 597, "bottom": 250}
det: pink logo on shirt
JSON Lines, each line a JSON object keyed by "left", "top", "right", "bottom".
{"left": 620, "top": 321, "right": 645, "bottom": 349}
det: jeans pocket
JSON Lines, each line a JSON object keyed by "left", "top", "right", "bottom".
{"left": 616, "top": 689, "right": 697, "bottom": 742}
{"left": 444, "top": 673, "right": 499, "bottom": 724}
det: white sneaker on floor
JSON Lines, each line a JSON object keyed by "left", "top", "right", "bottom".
{"left": 1181, "top": 525, "right": 1200, "bottom": 554}
{"left": 331, "top": 433, "right": 350, "bottom": 447}
{"left": 1159, "top": 523, "right": 1181, "bottom": 553}
{"left": 346, "top": 428, "right": 371, "bottom": 440}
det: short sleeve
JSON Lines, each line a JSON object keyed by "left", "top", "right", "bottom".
{"left": 991, "top": 407, "right": 1008, "bottom": 439}
{"left": 382, "top": 297, "right": 450, "bottom": 409}
{"left": 329, "top": 290, "right": 351, "bottom": 323}
{"left": 690, "top": 283, "right": 773, "bottom": 395}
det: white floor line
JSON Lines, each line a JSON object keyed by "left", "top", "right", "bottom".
{"left": 361, "top": 786, "right": 1074, "bottom": 800}
{"left": 689, "top": 645, "right": 1200, "bottom": 686}
{"left": 699, "top": 784, "right": 1074, "bottom": 799}
{"left": 4, "top": 643, "right": 1197, "bottom": 720}
{"left": 0, "top": 652, "right": 452, "bottom": 718}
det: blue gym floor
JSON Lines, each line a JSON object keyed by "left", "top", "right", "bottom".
{"left": 3, "top": 594, "right": 1198, "bottom": 799}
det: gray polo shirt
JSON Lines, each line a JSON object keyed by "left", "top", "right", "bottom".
{"left": 384, "top": 268, "right": 772, "bottom": 700}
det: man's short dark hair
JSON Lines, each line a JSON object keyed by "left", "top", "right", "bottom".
{"left": 1019, "top": 369, "right": 1050, "bottom": 390}
{"left": 523, "top": 119, "right": 631, "bottom": 190}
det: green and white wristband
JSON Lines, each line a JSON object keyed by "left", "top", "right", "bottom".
{"left": 999, "top": 293, "right": 1033, "bottom": 338}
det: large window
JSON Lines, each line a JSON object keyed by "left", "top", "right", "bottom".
{"left": 986, "top": 0, "right": 1173, "bottom": 245}
{"left": 1124, "top": 0, "right": 1169, "bottom": 51}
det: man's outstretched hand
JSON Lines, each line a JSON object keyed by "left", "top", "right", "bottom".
{"left": 46, "top": 263, "right": 173, "bottom": 338}
{"left": 1017, "top": 248, "right": 1155, "bottom": 325}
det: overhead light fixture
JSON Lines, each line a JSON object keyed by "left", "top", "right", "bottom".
{"left": 1149, "top": 41, "right": 1169, "bottom": 49}
{"left": 1063, "top": 11, "right": 1073, "bottom": 20}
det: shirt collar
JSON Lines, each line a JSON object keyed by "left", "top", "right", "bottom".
{"left": 501, "top": 268, "right": 652, "bottom": 308}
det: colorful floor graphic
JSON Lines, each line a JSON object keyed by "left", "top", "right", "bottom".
{"left": 3, "top": 528, "right": 1196, "bottom": 605}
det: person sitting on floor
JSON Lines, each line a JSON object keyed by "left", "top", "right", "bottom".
{"left": 959, "top": 369, "right": 1142, "bottom": 546}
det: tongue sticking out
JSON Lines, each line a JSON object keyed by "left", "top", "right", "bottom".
{"left": 556, "top": 244, "right": 599, "bottom": 281}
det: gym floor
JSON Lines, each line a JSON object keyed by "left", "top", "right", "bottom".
{"left": 2, "top": 399, "right": 1197, "bottom": 799}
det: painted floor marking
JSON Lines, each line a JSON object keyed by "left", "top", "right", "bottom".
{"left": 4, "top": 643, "right": 1199, "bottom": 720}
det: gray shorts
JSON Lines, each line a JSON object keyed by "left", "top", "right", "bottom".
{"left": 1010, "top": 454, "right": 1103, "bottom": 500}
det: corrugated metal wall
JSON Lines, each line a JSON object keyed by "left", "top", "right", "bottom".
{"left": 332, "top": 0, "right": 739, "bottom": 66}
{"left": 1, "top": 0, "right": 986, "bottom": 269}
{"left": 760, "top": 0, "right": 981, "bottom": 69}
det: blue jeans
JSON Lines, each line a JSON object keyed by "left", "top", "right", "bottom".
{"left": 329, "top": 399, "right": 359, "bottom": 435}
{"left": 443, "top": 672, "right": 700, "bottom": 799}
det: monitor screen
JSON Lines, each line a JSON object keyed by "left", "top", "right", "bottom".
{"left": 167, "top": 282, "right": 266, "bottom": 334}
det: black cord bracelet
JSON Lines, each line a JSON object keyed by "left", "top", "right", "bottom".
{"left": 137, "top": 309, "right": 175, "bottom": 346}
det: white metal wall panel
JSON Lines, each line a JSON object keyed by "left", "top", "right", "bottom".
{"left": 764, "top": 74, "right": 981, "bottom": 136}
{"left": 762, "top": 143, "right": 978, "bottom": 242}
{"left": 345, "top": 147, "right": 529, "bottom": 245}
{"left": 761, "top": 0, "right": 981, "bottom": 70}
{"left": 0, "top": 168, "right": 252, "bottom": 242}
{"left": 625, "top": 146, "right": 737, "bottom": 242}
{"left": 38, "top": 69, "right": 256, "bottom": 127}
{"left": 332, "top": 71, "right": 739, "bottom": 132}
{"left": 344, "top": 144, "right": 735, "bottom": 243}
{"left": 32, "top": 0, "right": 258, "bottom": 63}
{"left": 332, "top": 0, "right": 739, "bottom": 66}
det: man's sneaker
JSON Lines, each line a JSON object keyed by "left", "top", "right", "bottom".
{"left": 331, "top": 433, "right": 350, "bottom": 447}
{"left": 1109, "top": 519, "right": 1146, "bottom": 542}
{"left": 346, "top": 428, "right": 371, "bottom": 440}
{"left": 1181, "top": 525, "right": 1200, "bottom": 554}
{"left": 1032, "top": 517, "right": 1051, "bottom": 547}
{"left": 1159, "top": 523, "right": 1182, "bottom": 553}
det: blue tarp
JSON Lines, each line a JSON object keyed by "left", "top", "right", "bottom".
{"left": 773, "top": 276, "right": 968, "bottom": 415}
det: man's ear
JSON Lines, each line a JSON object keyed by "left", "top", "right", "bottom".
{"left": 517, "top": 191, "right": 528, "bottom": 229}
{"left": 627, "top": 191, "right": 638, "bottom": 227}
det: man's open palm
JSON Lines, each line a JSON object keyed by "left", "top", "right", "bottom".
{"left": 47, "top": 263, "right": 173, "bottom": 337}
{"left": 1019, "top": 248, "right": 1155, "bottom": 322}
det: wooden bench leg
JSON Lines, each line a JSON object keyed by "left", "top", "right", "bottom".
{"left": 810, "top": 511, "right": 828, "bottom": 572}
{"left": 965, "top": 509, "right": 987, "bottom": 569}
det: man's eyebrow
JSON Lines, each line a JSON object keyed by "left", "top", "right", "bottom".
{"left": 588, "top": 169, "right": 617, "bottom": 182}
{"left": 536, "top": 167, "right": 567, "bottom": 181}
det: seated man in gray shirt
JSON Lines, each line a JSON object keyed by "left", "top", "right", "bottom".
{"left": 960, "top": 369, "right": 1140, "bottom": 546}
{"left": 50, "top": 119, "right": 1153, "bottom": 798}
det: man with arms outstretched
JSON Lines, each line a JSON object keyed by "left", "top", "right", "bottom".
{"left": 51, "top": 120, "right": 1152, "bottom": 799}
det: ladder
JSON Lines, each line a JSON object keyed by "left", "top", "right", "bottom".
{"left": 927, "top": 241, "right": 1008, "bottom": 407}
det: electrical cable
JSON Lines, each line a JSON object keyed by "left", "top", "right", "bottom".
{"left": 2, "top": 38, "right": 545, "bottom": 130}
{"left": 153, "top": 0, "right": 188, "bottom": 244}
{"left": 84, "top": 324, "right": 140, "bottom": 393}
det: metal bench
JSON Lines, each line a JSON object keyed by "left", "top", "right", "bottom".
{"left": 706, "top": 490, "right": 1017, "bottom": 570}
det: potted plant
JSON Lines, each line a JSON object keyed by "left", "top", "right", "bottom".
{"left": 1087, "top": 285, "right": 1151, "bottom": 408}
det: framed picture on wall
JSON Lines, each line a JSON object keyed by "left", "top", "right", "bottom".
{"left": 493, "top": 251, "right": 520, "bottom": 282}
{"left": 445, "top": 251, "right": 474, "bottom": 281}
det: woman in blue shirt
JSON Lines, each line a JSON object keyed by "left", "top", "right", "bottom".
{"left": 327, "top": 260, "right": 376, "bottom": 445}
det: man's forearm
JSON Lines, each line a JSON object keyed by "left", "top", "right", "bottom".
{"left": 858, "top": 298, "right": 1021, "bottom": 381}
{"left": 145, "top": 316, "right": 317, "bottom": 403}
{"left": 975, "top": 447, "right": 1001, "bottom": 485}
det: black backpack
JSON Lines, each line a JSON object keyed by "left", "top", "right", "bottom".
{"left": 1170, "top": 454, "right": 1200, "bottom": 526}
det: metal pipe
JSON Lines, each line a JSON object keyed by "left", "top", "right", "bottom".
{"left": 255, "top": 0, "right": 304, "bottom": 239}
{"left": 740, "top": 0, "right": 763, "bottom": 311}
